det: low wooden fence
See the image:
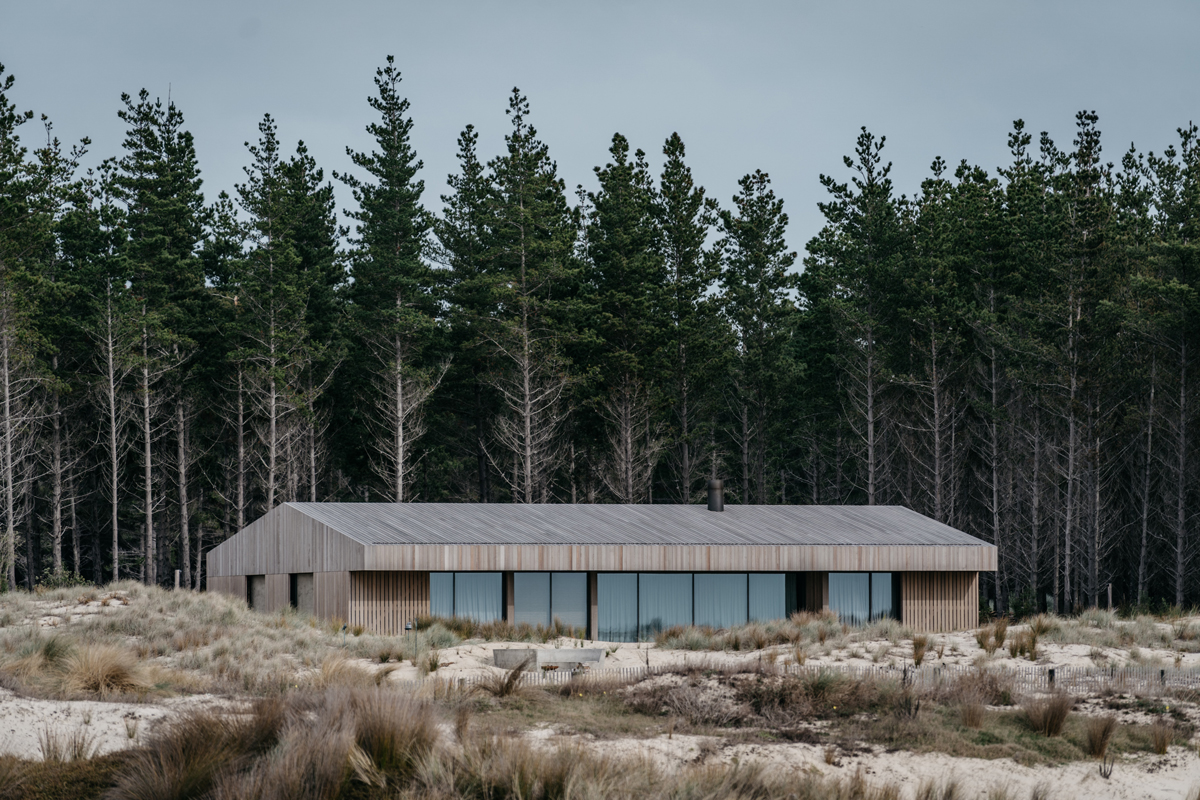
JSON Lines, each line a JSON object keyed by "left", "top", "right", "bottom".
{"left": 390, "top": 661, "right": 1200, "bottom": 697}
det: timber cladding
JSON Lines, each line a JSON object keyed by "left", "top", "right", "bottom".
{"left": 901, "top": 571, "right": 979, "bottom": 632}
{"left": 361, "top": 543, "right": 994, "bottom": 573}
{"left": 349, "top": 572, "right": 430, "bottom": 635}
{"left": 206, "top": 504, "right": 366, "bottom": 578}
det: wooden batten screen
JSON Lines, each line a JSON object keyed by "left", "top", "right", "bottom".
{"left": 349, "top": 572, "right": 430, "bottom": 635}
{"left": 901, "top": 572, "right": 978, "bottom": 632}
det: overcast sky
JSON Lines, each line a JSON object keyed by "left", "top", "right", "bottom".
{"left": 3, "top": 1, "right": 1198, "bottom": 255}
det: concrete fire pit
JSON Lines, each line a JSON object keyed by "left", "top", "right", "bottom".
{"left": 493, "top": 648, "right": 606, "bottom": 671}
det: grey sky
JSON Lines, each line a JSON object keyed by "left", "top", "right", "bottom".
{"left": 3, "top": 1, "right": 1197, "bottom": 254}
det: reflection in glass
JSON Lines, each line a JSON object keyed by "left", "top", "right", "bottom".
{"left": 694, "top": 573, "right": 747, "bottom": 629}
{"left": 870, "top": 573, "right": 894, "bottom": 621}
{"left": 454, "top": 572, "right": 502, "bottom": 622}
{"left": 598, "top": 573, "right": 638, "bottom": 642}
{"left": 829, "top": 572, "right": 870, "bottom": 626}
{"left": 638, "top": 573, "right": 693, "bottom": 638}
{"left": 749, "top": 573, "right": 786, "bottom": 622}
{"left": 551, "top": 572, "right": 588, "bottom": 630}
{"left": 430, "top": 573, "right": 454, "bottom": 617}
{"left": 514, "top": 572, "right": 551, "bottom": 627}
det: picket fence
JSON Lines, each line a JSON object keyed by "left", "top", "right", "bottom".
{"left": 388, "top": 660, "right": 1200, "bottom": 697}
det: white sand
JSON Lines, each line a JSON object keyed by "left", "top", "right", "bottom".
{"left": 0, "top": 689, "right": 233, "bottom": 759}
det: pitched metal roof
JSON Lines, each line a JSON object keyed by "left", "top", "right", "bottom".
{"left": 283, "top": 502, "right": 988, "bottom": 548}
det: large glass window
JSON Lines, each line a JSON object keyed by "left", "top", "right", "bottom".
{"left": 870, "top": 572, "right": 894, "bottom": 621}
{"left": 694, "top": 573, "right": 748, "bottom": 629}
{"left": 513, "top": 572, "right": 551, "bottom": 627}
{"left": 550, "top": 572, "right": 587, "bottom": 630}
{"left": 430, "top": 573, "right": 454, "bottom": 617}
{"left": 638, "top": 573, "right": 693, "bottom": 638}
{"left": 829, "top": 572, "right": 870, "bottom": 626}
{"left": 829, "top": 572, "right": 899, "bottom": 626}
{"left": 749, "top": 573, "right": 786, "bottom": 622}
{"left": 598, "top": 573, "right": 638, "bottom": 642}
{"left": 453, "top": 572, "right": 503, "bottom": 622}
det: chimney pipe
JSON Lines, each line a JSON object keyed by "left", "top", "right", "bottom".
{"left": 707, "top": 479, "right": 724, "bottom": 512}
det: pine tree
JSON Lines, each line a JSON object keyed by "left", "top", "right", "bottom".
{"left": 113, "top": 89, "right": 205, "bottom": 585}
{"left": 585, "top": 133, "right": 665, "bottom": 503}
{"left": 656, "top": 133, "right": 725, "bottom": 503}
{"left": 338, "top": 56, "right": 440, "bottom": 502}
{"left": 0, "top": 64, "right": 48, "bottom": 589}
{"left": 485, "top": 90, "right": 578, "bottom": 503}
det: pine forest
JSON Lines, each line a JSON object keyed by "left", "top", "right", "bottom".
{"left": 2, "top": 58, "right": 1200, "bottom": 616}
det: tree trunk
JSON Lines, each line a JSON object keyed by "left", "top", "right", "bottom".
{"left": 141, "top": 318, "right": 155, "bottom": 586}
{"left": 176, "top": 393, "right": 190, "bottom": 589}
{"left": 1138, "top": 359, "right": 1155, "bottom": 602}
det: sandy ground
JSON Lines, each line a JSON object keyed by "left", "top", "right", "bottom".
{"left": 571, "top": 732, "right": 1200, "bottom": 800}
{"left": 0, "top": 688, "right": 233, "bottom": 760}
{"left": 6, "top": 594, "right": 1200, "bottom": 797}
{"left": 365, "top": 626, "right": 1200, "bottom": 685}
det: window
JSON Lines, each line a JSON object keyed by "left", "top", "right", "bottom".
{"left": 694, "top": 573, "right": 747, "bottom": 629}
{"left": 550, "top": 572, "right": 587, "bottom": 630}
{"left": 829, "top": 573, "right": 870, "bottom": 626}
{"left": 513, "top": 572, "right": 551, "bottom": 627}
{"left": 638, "top": 573, "right": 693, "bottom": 638}
{"left": 870, "top": 572, "right": 895, "bottom": 621}
{"left": 430, "top": 573, "right": 454, "bottom": 617}
{"left": 598, "top": 573, "right": 638, "bottom": 642}
{"left": 290, "top": 573, "right": 313, "bottom": 616}
{"left": 829, "top": 572, "right": 899, "bottom": 626}
{"left": 430, "top": 572, "right": 504, "bottom": 621}
{"left": 453, "top": 573, "right": 503, "bottom": 622}
{"left": 749, "top": 573, "right": 786, "bottom": 622}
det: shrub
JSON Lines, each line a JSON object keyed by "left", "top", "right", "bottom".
{"left": 350, "top": 690, "right": 438, "bottom": 780}
{"left": 992, "top": 617, "right": 1009, "bottom": 648}
{"left": 108, "top": 708, "right": 282, "bottom": 800}
{"left": 1023, "top": 693, "right": 1072, "bottom": 736}
{"left": 37, "top": 724, "right": 99, "bottom": 762}
{"left": 1151, "top": 717, "right": 1174, "bottom": 754}
{"left": 36, "top": 568, "right": 92, "bottom": 590}
{"left": 479, "top": 655, "right": 532, "bottom": 698}
{"left": 912, "top": 634, "right": 928, "bottom": 667}
{"left": 1028, "top": 614, "right": 1058, "bottom": 638}
{"left": 62, "top": 645, "right": 147, "bottom": 697}
{"left": 1085, "top": 714, "right": 1117, "bottom": 758}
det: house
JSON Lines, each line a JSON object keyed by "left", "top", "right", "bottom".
{"left": 206, "top": 482, "right": 995, "bottom": 636}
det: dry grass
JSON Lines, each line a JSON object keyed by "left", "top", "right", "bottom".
{"left": 959, "top": 695, "right": 985, "bottom": 729}
{"left": 37, "top": 724, "right": 100, "bottom": 763}
{"left": 1023, "top": 693, "right": 1073, "bottom": 736}
{"left": 478, "top": 655, "right": 532, "bottom": 698}
{"left": 98, "top": 684, "right": 911, "bottom": 800}
{"left": 1151, "top": 717, "right": 1175, "bottom": 754}
{"left": 912, "top": 634, "right": 928, "bottom": 666}
{"left": 1085, "top": 714, "right": 1118, "bottom": 758}
{"left": 62, "top": 645, "right": 148, "bottom": 697}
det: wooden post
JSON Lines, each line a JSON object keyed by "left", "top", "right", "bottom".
{"left": 1107, "top": 583, "right": 1112, "bottom": 610}
{"left": 174, "top": 570, "right": 180, "bottom": 590}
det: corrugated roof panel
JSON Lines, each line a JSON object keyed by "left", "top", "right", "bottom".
{"left": 282, "top": 502, "right": 989, "bottom": 548}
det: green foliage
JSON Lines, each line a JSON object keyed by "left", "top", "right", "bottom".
{"left": 37, "top": 569, "right": 91, "bottom": 589}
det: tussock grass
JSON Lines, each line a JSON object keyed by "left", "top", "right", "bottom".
{"left": 652, "top": 610, "right": 898, "bottom": 653}
{"left": 1085, "top": 714, "right": 1117, "bottom": 758}
{"left": 62, "top": 645, "right": 148, "bottom": 697}
{"left": 38, "top": 724, "right": 99, "bottom": 763}
{"left": 478, "top": 654, "right": 532, "bottom": 698}
{"left": 1023, "top": 693, "right": 1073, "bottom": 737}
{"left": 1150, "top": 717, "right": 1175, "bottom": 754}
{"left": 0, "top": 582, "right": 467, "bottom": 699}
